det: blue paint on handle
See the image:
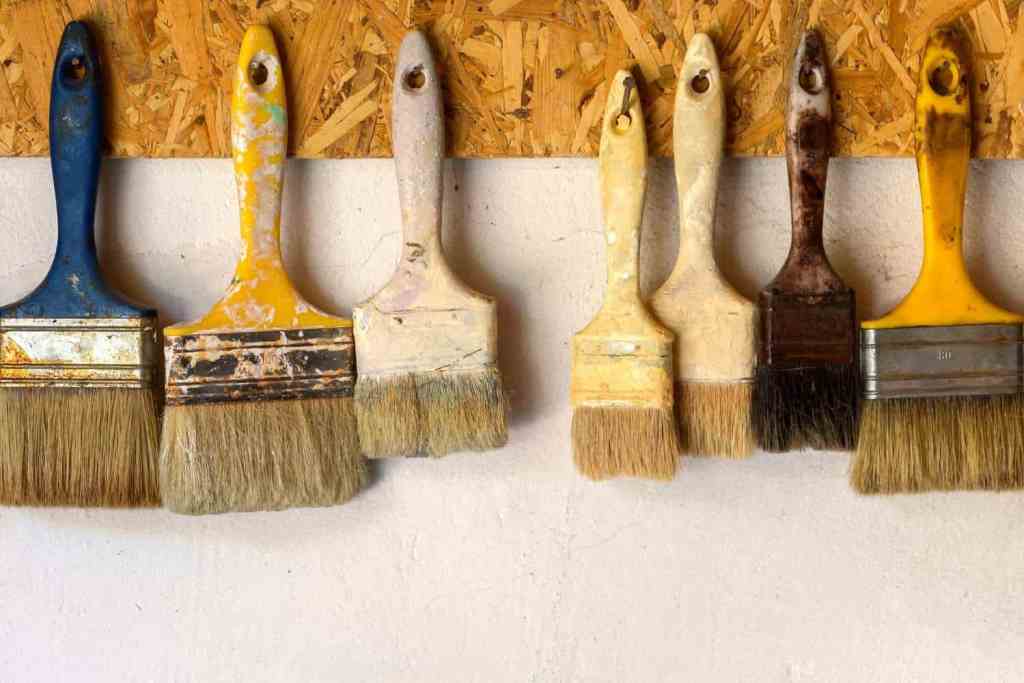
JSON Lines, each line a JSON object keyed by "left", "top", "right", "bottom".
{"left": 0, "top": 22, "right": 154, "bottom": 319}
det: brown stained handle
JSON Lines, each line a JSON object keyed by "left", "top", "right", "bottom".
{"left": 773, "top": 29, "right": 846, "bottom": 294}
{"left": 393, "top": 30, "right": 444, "bottom": 266}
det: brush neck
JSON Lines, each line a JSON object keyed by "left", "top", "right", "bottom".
{"left": 394, "top": 33, "right": 445, "bottom": 270}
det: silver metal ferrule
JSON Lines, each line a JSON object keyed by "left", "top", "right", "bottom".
{"left": 862, "top": 324, "right": 1023, "bottom": 400}
{"left": 0, "top": 317, "right": 158, "bottom": 389}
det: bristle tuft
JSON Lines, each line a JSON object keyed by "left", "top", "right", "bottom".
{"left": 418, "top": 367, "right": 508, "bottom": 456}
{"left": 571, "top": 406, "right": 679, "bottom": 481}
{"left": 851, "top": 396, "right": 1024, "bottom": 494}
{"left": 354, "top": 367, "right": 508, "bottom": 457}
{"left": 355, "top": 374, "right": 422, "bottom": 458}
{"left": 0, "top": 388, "right": 159, "bottom": 507}
{"left": 753, "top": 364, "right": 859, "bottom": 452}
{"left": 677, "top": 382, "right": 754, "bottom": 458}
{"left": 160, "top": 397, "right": 367, "bottom": 514}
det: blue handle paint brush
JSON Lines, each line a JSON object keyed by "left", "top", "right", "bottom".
{"left": 0, "top": 22, "right": 160, "bottom": 506}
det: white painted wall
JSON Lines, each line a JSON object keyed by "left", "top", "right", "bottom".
{"left": 1, "top": 156, "right": 1024, "bottom": 682}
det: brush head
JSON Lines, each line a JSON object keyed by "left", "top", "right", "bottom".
{"left": 853, "top": 395, "right": 1024, "bottom": 494}
{"left": 160, "top": 396, "right": 365, "bottom": 514}
{"left": 571, "top": 406, "right": 678, "bottom": 481}
{"left": 754, "top": 291, "right": 859, "bottom": 451}
{"left": 676, "top": 381, "right": 753, "bottom": 458}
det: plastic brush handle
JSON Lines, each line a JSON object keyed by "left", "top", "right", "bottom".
{"left": 393, "top": 30, "right": 445, "bottom": 270}
{"left": 863, "top": 27, "right": 1022, "bottom": 329}
{"left": 1, "top": 22, "right": 149, "bottom": 319}
{"left": 673, "top": 34, "right": 724, "bottom": 275}
{"left": 768, "top": 29, "right": 846, "bottom": 296}
{"left": 598, "top": 70, "right": 647, "bottom": 306}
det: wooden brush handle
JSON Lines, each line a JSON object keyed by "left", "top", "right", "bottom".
{"left": 673, "top": 33, "right": 724, "bottom": 275}
{"left": 393, "top": 31, "right": 445, "bottom": 267}
{"left": 863, "top": 27, "right": 1023, "bottom": 329}
{"left": 773, "top": 29, "right": 845, "bottom": 294}
{"left": 231, "top": 25, "right": 287, "bottom": 280}
{"left": 599, "top": 70, "right": 647, "bottom": 304}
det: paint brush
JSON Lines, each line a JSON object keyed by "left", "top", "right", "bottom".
{"left": 159, "top": 26, "right": 366, "bottom": 513}
{"left": 650, "top": 34, "right": 756, "bottom": 458}
{"left": 851, "top": 27, "right": 1024, "bottom": 493}
{"left": 353, "top": 31, "right": 507, "bottom": 458}
{"left": 570, "top": 70, "right": 680, "bottom": 480}
{"left": 752, "top": 29, "right": 859, "bottom": 452}
{"left": 0, "top": 22, "right": 159, "bottom": 507}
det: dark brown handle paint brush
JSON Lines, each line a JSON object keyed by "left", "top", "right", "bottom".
{"left": 851, "top": 27, "right": 1024, "bottom": 493}
{"left": 753, "top": 29, "right": 859, "bottom": 452}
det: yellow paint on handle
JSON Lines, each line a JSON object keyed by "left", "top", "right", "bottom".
{"left": 864, "top": 29, "right": 1022, "bottom": 330}
{"left": 166, "top": 26, "right": 349, "bottom": 335}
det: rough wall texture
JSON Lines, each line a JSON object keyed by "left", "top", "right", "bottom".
{"left": 1, "top": 156, "right": 1024, "bottom": 681}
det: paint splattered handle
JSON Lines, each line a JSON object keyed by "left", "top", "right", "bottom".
{"left": 674, "top": 34, "right": 724, "bottom": 274}
{"left": 598, "top": 70, "right": 647, "bottom": 304}
{"left": 49, "top": 22, "right": 103, "bottom": 284}
{"left": 393, "top": 31, "right": 444, "bottom": 265}
{"left": 785, "top": 29, "right": 832, "bottom": 256}
{"left": 231, "top": 26, "right": 287, "bottom": 278}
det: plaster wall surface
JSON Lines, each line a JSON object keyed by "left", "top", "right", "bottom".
{"left": 1, "top": 156, "right": 1023, "bottom": 682}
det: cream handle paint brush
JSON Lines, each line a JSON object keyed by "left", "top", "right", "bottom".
{"left": 354, "top": 30, "right": 507, "bottom": 457}
{"left": 570, "top": 70, "right": 680, "bottom": 481}
{"left": 649, "top": 34, "right": 756, "bottom": 458}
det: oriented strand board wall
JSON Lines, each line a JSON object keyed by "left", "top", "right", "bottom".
{"left": 1, "top": 0, "right": 1024, "bottom": 158}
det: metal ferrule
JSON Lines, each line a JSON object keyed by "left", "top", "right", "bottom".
{"left": 0, "top": 317, "right": 158, "bottom": 389}
{"left": 862, "top": 324, "right": 1024, "bottom": 399}
{"left": 164, "top": 327, "right": 354, "bottom": 406}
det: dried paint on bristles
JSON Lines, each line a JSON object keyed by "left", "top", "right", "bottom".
{"left": 160, "top": 397, "right": 366, "bottom": 514}
{"left": 852, "top": 396, "right": 1024, "bottom": 494}
{"left": 356, "top": 368, "right": 508, "bottom": 458}
{"left": 677, "top": 382, "right": 754, "bottom": 458}
{"left": 753, "top": 363, "right": 859, "bottom": 452}
{"left": 571, "top": 406, "right": 678, "bottom": 481}
{"left": 0, "top": 388, "right": 159, "bottom": 507}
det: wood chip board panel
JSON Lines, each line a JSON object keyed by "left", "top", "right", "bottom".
{"left": 1, "top": 0, "right": 1023, "bottom": 158}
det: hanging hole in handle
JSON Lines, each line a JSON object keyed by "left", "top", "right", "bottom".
{"left": 404, "top": 66, "right": 426, "bottom": 91}
{"left": 929, "top": 60, "right": 958, "bottom": 96}
{"left": 798, "top": 64, "right": 824, "bottom": 94}
{"left": 62, "top": 57, "right": 88, "bottom": 85}
{"left": 690, "top": 69, "right": 710, "bottom": 94}
{"left": 249, "top": 60, "right": 269, "bottom": 87}
{"left": 614, "top": 113, "right": 632, "bottom": 131}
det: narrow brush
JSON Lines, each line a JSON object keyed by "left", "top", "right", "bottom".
{"left": 649, "top": 34, "right": 756, "bottom": 458}
{"left": 353, "top": 31, "right": 507, "bottom": 458}
{"left": 570, "top": 70, "right": 680, "bottom": 481}
{"left": 752, "top": 29, "right": 859, "bottom": 452}
{"left": 851, "top": 27, "right": 1024, "bottom": 494}
{"left": 0, "top": 23, "right": 159, "bottom": 507}
{"left": 159, "top": 26, "right": 366, "bottom": 514}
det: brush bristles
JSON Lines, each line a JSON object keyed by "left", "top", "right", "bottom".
{"left": 0, "top": 388, "right": 159, "bottom": 507}
{"left": 753, "top": 364, "right": 859, "bottom": 452}
{"left": 571, "top": 406, "right": 679, "bottom": 481}
{"left": 677, "top": 382, "right": 754, "bottom": 458}
{"left": 160, "top": 397, "right": 366, "bottom": 514}
{"left": 851, "top": 396, "right": 1024, "bottom": 494}
{"left": 355, "top": 367, "right": 508, "bottom": 458}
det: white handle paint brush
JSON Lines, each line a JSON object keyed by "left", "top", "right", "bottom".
{"left": 354, "top": 31, "right": 508, "bottom": 458}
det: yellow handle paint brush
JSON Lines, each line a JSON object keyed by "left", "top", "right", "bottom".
{"left": 353, "top": 30, "right": 507, "bottom": 458}
{"left": 570, "top": 70, "right": 680, "bottom": 481}
{"left": 851, "top": 26, "right": 1024, "bottom": 493}
{"left": 159, "top": 26, "right": 367, "bottom": 513}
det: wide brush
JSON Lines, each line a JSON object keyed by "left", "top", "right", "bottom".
{"left": 650, "top": 34, "right": 756, "bottom": 458}
{"left": 753, "top": 29, "right": 859, "bottom": 452}
{"left": 851, "top": 27, "right": 1024, "bottom": 493}
{"left": 570, "top": 70, "right": 680, "bottom": 480}
{"left": 0, "top": 22, "right": 159, "bottom": 507}
{"left": 159, "top": 26, "right": 366, "bottom": 513}
{"left": 354, "top": 31, "right": 507, "bottom": 458}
